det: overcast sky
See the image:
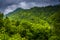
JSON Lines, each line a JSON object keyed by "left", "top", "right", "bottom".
{"left": 0, "top": 0, "right": 60, "bottom": 15}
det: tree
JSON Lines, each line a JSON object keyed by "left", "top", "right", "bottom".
{"left": 0, "top": 12, "right": 4, "bottom": 27}
{"left": 0, "top": 12, "right": 4, "bottom": 19}
{"left": 15, "top": 21, "right": 20, "bottom": 27}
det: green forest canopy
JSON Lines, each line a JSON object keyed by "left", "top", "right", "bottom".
{"left": 0, "top": 5, "right": 60, "bottom": 40}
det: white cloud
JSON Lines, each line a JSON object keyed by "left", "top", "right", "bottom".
{"left": 3, "top": 1, "right": 60, "bottom": 15}
{"left": 3, "top": 2, "right": 36, "bottom": 15}
{"left": 18, "top": 2, "right": 36, "bottom": 9}
{"left": 4, "top": 5, "right": 18, "bottom": 15}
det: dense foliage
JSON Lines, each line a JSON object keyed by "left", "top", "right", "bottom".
{"left": 0, "top": 5, "right": 60, "bottom": 40}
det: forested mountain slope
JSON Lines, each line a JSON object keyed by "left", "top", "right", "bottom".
{"left": 7, "top": 5, "right": 60, "bottom": 23}
{"left": 0, "top": 5, "right": 60, "bottom": 40}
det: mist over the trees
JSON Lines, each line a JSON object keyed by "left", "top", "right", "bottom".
{"left": 0, "top": 0, "right": 60, "bottom": 14}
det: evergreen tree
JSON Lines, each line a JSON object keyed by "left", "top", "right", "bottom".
{"left": 0, "top": 12, "right": 4, "bottom": 27}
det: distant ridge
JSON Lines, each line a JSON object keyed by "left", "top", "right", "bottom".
{"left": 6, "top": 5, "right": 60, "bottom": 23}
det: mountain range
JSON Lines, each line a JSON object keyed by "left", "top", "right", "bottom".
{"left": 6, "top": 5, "right": 60, "bottom": 24}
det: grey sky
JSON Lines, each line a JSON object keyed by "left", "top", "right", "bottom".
{"left": 0, "top": 0, "right": 60, "bottom": 14}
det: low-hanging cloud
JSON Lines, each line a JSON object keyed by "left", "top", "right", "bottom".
{"left": 0, "top": 0, "right": 60, "bottom": 14}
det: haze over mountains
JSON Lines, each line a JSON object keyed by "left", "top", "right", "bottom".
{"left": 0, "top": 0, "right": 60, "bottom": 14}
{"left": 7, "top": 5, "right": 60, "bottom": 22}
